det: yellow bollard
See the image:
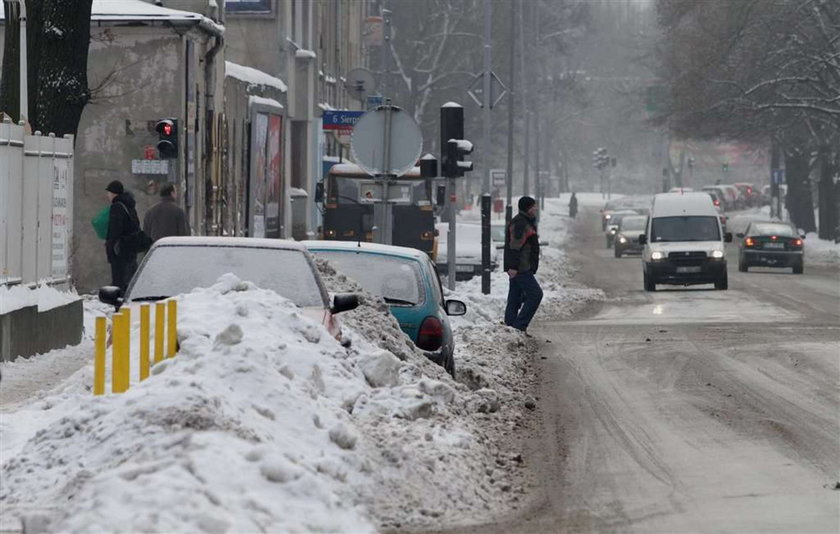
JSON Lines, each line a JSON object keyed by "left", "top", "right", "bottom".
{"left": 111, "top": 312, "right": 129, "bottom": 393}
{"left": 154, "top": 302, "right": 165, "bottom": 364}
{"left": 94, "top": 316, "right": 106, "bottom": 396}
{"left": 166, "top": 300, "right": 177, "bottom": 358}
{"left": 139, "top": 304, "right": 150, "bottom": 381}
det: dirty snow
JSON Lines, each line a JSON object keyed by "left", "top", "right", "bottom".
{"left": 0, "top": 284, "right": 80, "bottom": 314}
{"left": 0, "top": 198, "right": 602, "bottom": 532}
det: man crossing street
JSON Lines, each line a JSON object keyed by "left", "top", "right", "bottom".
{"left": 504, "top": 196, "right": 543, "bottom": 333}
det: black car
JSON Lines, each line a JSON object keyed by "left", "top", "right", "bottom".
{"left": 613, "top": 215, "right": 648, "bottom": 257}
{"left": 737, "top": 221, "right": 805, "bottom": 274}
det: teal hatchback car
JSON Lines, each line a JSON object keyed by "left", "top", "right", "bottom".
{"left": 304, "top": 241, "right": 466, "bottom": 376}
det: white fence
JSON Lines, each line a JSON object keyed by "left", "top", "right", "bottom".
{"left": 0, "top": 118, "right": 74, "bottom": 288}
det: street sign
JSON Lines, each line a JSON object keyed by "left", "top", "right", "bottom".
{"left": 772, "top": 169, "right": 786, "bottom": 185}
{"left": 490, "top": 168, "right": 506, "bottom": 188}
{"left": 322, "top": 110, "right": 364, "bottom": 131}
{"left": 467, "top": 71, "right": 507, "bottom": 109}
{"left": 350, "top": 105, "right": 423, "bottom": 177}
{"left": 366, "top": 94, "right": 384, "bottom": 110}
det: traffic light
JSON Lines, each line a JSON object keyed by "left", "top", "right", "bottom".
{"left": 155, "top": 118, "right": 179, "bottom": 159}
{"left": 722, "top": 162, "right": 729, "bottom": 173}
{"left": 592, "top": 147, "right": 609, "bottom": 170}
{"left": 445, "top": 139, "right": 474, "bottom": 177}
{"left": 440, "top": 103, "right": 474, "bottom": 178}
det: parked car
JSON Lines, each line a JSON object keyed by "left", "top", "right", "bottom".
{"left": 613, "top": 215, "right": 648, "bottom": 257}
{"left": 639, "top": 192, "right": 733, "bottom": 291}
{"left": 605, "top": 210, "right": 639, "bottom": 248}
{"left": 99, "top": 237, "right": 359, "bottom": 344}
{"left": 435, "top": 222, "right": 500, "bottom": 280}
{"left": 736, "top": 221, "right": 805, "bottom": 273}
{"left": 304, "top": 241, "right": 466, "bottom": 376}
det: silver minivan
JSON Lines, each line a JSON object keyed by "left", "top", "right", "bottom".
{"left": 639, "top": 192, "right": 733, "bottom": 291}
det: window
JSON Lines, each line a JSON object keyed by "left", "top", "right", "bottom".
{"left": 651, "top": 216, "right": 721, "bottom": 242}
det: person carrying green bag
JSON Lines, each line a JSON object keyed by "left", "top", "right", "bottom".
{"left": 104, "top": 180, "right": 142, "bottom": 292}
{"left": 91, "top": 206, "right": 110, "bottom": 240}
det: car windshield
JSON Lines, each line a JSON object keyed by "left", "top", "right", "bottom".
{"left": 751, "top": 223, "right": 796, "bottom": 237}
{"left": 127, "top": 245, "right": 326, "bottom": 307}
{"left": 313, "top": 251, "right": 424, "bottom": 306}
{"left": 619, "top": 217, "right": 647, "bottom": 232}
{"left": 651, "top": 216, "right": 721, "bottom": 242}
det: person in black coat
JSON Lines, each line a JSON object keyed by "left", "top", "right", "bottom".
{"left": 105, "top": 180, "right": 141, "bottom": 292}
{"left": 503, "top": 196, "right": 543, "bottom": 333}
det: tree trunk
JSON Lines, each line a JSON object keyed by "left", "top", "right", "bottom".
{"left": 817, "top": 145, "right": 838, "bottom": 240}
{"left": 0, "top": 1, "right": 21, "bottom": 121}
{"left": 29, "top": 0, "right": 93, "bottom": 137}
{"left": 784, "top": 147, "right": 817, "bottom": 233}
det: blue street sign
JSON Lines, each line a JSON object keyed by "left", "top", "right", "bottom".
{"left": 772, "top": 169, "right": 786, "bottom": 185}
{"left": 322, "top": 110, "right": 364, "bottom": 131}
{"left": 366, "top": 94, "right": 384, "bottom": 110}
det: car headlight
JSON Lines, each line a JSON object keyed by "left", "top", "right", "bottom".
{"left": 605, "top": 214, "right": 611, "bottom": 220}
{"left": 711, "top": 250, "right": 724, "bottom": 259}
{"left": 651, "top": 251, "right": 665, "bottom": 261}
{"left": 609, "top": 228, "right": 617, "bottom": 234}
{"left": 619, "top": 236, "right": 627, "bottom": 244}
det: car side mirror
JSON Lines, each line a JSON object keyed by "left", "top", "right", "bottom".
{"left": 798, "top": 229, "right": 806, "bottom": 237}
{"left": 800, "top": 234, "right": 806, "bottom": 240}
{"left": 724, "top": 232, "right": 733, "bottom": 243}
{"left": 314, "top": 182, "right": 325, "bottom": 204}
{"left": 331, "top": 294, "right": 359, "bottom": 314}
{"left": 98, "top": 286, "right": 124, "bottom": 309}
{"left": 736, "top": 232, "right": 744, "bottom": 238}
{"left": 445, "top": 299, "right": 467, "bottom": 316}
{"left": 638, "top": 234, "right": 647, "bottom": 245}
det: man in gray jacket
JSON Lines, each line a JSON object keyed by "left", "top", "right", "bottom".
{"left": 143, "top": 183, "right": 190, "bottom": 243}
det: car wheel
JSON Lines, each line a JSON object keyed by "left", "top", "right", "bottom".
{"left": 643, "top": 271, "right": 656, "bottom": 292}
{"left": 792, "top": 261, "right": 804, "bottom": 275}
{"left": 444, "top": 352, "right": 456, "bottom": 378}
{"left": 738, "top": 257, "right": 748, "bottom": 272}
{"left": 714, "top": 272, "right": 729, "bottom": 290}
{"left": 614, "top": 247, "right": 622, "bottom": 258}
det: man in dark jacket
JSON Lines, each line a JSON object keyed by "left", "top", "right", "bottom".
{"left": 143, "top": 183, "right": 190, "bottom": 243}
{"left": 105, "top": 180, "right": 141, "bottom": 292}
{"left": 504, "top": 196, "right": 543, "bottom": 333}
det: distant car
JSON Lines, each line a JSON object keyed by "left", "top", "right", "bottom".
{"left": 435, "top": 222, "right": 499, "bottom": 280}
{"left": 613, "top": 215, "right": 648, "bottom": 257}
{"left": 668, "top": 187, "right": 694, "bottom": 193}
{"left": 491, "top": 222, "right": 506, "bottom": 249}
{"left": 304, "top": 241, "right": 466, "bottom": 376}
{"left": 734, "top": 182, "right": 759, "bottom": 207}
{"left": 737, "top": 221, "right": 805, "bottom": 274}
{"left": 99, "top": 237, "right": 359, "bottom": 344}
{"left": 703, "top": 190, "right": 728, "bottom": 231}
{"left": 702, "top": 185, "right": 737, "bottom": 211}
{"left": 605, "top": 210, "right": 639, "bottom": 248}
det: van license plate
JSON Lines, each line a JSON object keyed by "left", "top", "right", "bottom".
{"left": 676, "top": 266, "right": 701, "bottom": 273}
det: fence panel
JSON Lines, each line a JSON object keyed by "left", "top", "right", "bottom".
{"left": 0, "top": 119, "right": 25, "bottom": 284}
{"left": 0, "top": 119, "right": 74, "bottom": 286}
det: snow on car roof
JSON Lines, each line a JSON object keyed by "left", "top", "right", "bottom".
{"left": 152, "top": 236, "right": 309, "bottom": 251}
{"left": 652, "top": 192, "right": 717, "bottom": 217}
{"left": 303, "top": 240, "right": 427, "bottom": 260}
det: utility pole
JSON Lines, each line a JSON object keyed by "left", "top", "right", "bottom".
{"left": 505, "top": 0, "right": 516, "bottom": 229}
{"left": 380, "top": 0, "right": 392, "bottom": 99}
{"left": 480, "top": 0, "right": 492, "bottom": 295}
{"left": 519, "top": 2, "right": 529, "bottom": 197}
{"left": 3, "top": 0, "right": 28, "bottom": 122}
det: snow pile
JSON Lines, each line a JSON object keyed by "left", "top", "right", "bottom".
{"left": 0, "top": 284, "right": 80, "bottom": 314}
{"left": 804, "top": 233, "right": 840, "bottom": 265}
{"left": 0, "top": 273, "right": 538, "bottom": 532}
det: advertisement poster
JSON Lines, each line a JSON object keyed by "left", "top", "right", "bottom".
{"left": 266, "top": 114, "right": 283, "bottom": 238}
{"left": 250, "top": 113, "right": 269, "bottom": 238}
{"left": 51, "top": 159, "right": 69, "bottom": 278}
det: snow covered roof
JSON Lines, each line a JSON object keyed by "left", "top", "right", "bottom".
{"left": 152, "top": 236, "right": 307, "bottom": 251}
{"left": 249, "top": 96, "right": 284, "bottom": 110}
{"left": 303, "top": 240, "right": 428, "bottom": 260}
{"left": 652, "top": 192, "right": 717, "bottom": 217}
{"left": 226, "top": 62, "right": 288, "bottom": 93}
{"left": 1, "top": 0, "right": 221, "bottom": 30}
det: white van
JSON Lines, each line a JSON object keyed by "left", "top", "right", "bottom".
{"left": 639, "top": 192, "right": 733, "bottom": 291}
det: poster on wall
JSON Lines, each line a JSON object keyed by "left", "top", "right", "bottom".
{"left": 226, "top": 0, "right": 272, "bottom": 13}
{"left": 250, "top": 113, "right": 269, "bottom": 238}
{"left": 51, "top": 159, "right": 69, "bottom": 278}
{"left": 265, "top": 114, "right": 283, "bottom": 238}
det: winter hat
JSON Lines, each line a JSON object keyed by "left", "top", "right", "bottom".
{"left": 518, "top": 196, "right": 536, "bottom": 212}
{"left": 105, "top": 180, "right": 124, "bottom": 195}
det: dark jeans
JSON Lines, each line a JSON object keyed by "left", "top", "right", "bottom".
{"left": 504, "top": 271, "right": 543, "bottom": 332}
{"left": 110, "top": 256, "right": 138, "bottom": 293}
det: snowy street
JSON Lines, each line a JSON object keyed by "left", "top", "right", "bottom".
{"left": 436, "top": 204, "right": 840, "bottom": 533}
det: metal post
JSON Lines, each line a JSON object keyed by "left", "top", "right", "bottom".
{"left": 447, "top": 177, "right": 456, "bottom": 290}
{"left": 481, "top": 0, "right": 492, "bottom": 295}
{"left": 524, "top": 111, "right": 530, "bottom": 196}
{"left": 519, "top": 2, "right": 529, "bottom": 197}
{"left": 380, "top": 1, "right": 391, "bottom": 98}
{"left": 505, "top": 0, "right": 515, "bottom": 229}
{"left": 770, "top": 139, "right": 780, "bottom": 219}
{"left": 18, "top": 0, "right": 27, "bottom": 122}
{"left": 378, "top": 103, "right": 393, "bottom": 245}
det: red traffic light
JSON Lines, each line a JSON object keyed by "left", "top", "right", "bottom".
{"left": 161, "top": 123, "right": 172, "bottom": 136}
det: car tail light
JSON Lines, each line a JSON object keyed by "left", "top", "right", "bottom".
{"left": 771, "top": 235, "right": 777, "bottom": 240}
{"left": 792, "top": 238, "right": 802, "bottom": 247}
{"left": 745, "top": 237, "right": 755, "bottom": 247}
{"left": 417, "top": 316, "right": 443, "bottom": 351}
{"left": 713, "top": 199, "right": 720, "bottom": 206}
